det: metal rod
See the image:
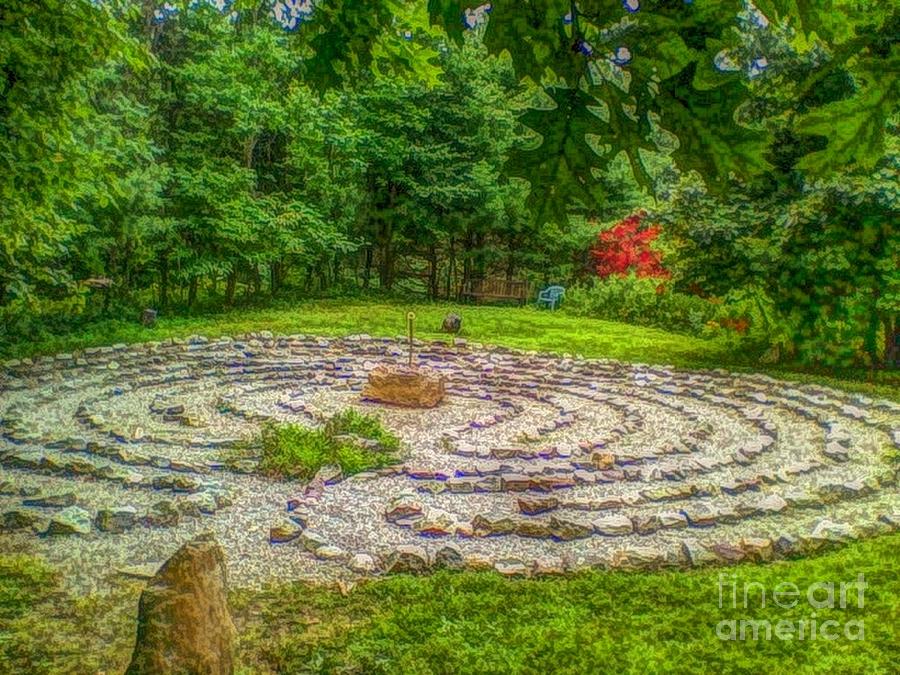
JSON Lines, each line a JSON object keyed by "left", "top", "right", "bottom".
{"left": 407, "top": 311, "right": 415, "bottom": 368}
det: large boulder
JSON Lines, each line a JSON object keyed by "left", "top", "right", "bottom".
{"left": 362, "top": 364, "right": 445, "bottom": 408}
{"left": 126, "top": 534, "right": 236, "bottom": 675}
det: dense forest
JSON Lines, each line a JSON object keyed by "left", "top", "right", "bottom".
{"left": 1, "top": 1, "right": 897, "bottom": 368}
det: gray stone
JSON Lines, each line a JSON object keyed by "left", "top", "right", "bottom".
{"left": 46, "top": 506, "right": 92, "bottom": 535}
{"left": 433, "top": 544, "right": 466, "bottom": 571}
{"left": 823, "top": 441, "right": 849, "bottom": 462}
{"left": 548, "top": 516, "right": 594, "bottom": 541}
{"left": 96, "top": 506, "right": 138, "bottom": 533}
{"left": 300, "top": 531, "right": 328, "bottom": 552}
{"left": 810, "top": 518, "right": 855, "bottom": 542}
{"left": 494, "top": 559, "right": 529, "bottom": 577}
{"left": 314, "top": 545, "right": 348, "bottom": 561}
{"left": 184, "top": 492, "right": 218, "bottom": 515}
{"left": 1, "top": 508, "right": 46, "bottom": 532}
{"left": 348, "top": 553, "right": 378, "bottom": 574}
{"left": 22, "top": 492, "right": 76, "bottom": 508}
{"left": 681, "top": 504, "right": 719, "bottom": 527}
{"left": 442, "top": 314, "right": 462, "bottom": 334}
{"left": 752, "top": 494, "right": 789, "bottom": 515}
{"left": 592, "top": 514, "right": 634, "bottom": 536}
{"left": 143, "top": 500, "right": 181, "bottom": 528}
{"left": 681, "top": 539, "right": 720, "bottom": 567}
{"left": 384, "top": 545, "right": 430, "bottom": 574}
{"left": 269, "top": 520, "right": 303, "bottom": 544}
{"left": 612, "top": 546, "right": 665, "bottom": 570}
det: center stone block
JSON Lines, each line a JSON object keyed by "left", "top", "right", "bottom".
{"left": 362, "top": 364, "right": 446, "bottom": 408}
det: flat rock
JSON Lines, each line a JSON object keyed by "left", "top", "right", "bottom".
{"left": 516, "top": 496, "right": 559, "bottom": 516}
{"left": 314, "top": 545, "right": 348, "bottom": 561}
{"left": 96, "top": 506, "right": 138, "bottom": 533}
{"left": 269, "top": 520, "right": 303, "bottom": 544}
{"left": 46, "top": 506, "right": 92, "bottom": 535}
{"left": 348, "top": 553, "right": 378, "bottom": 574}
{"left": 384, "top": 545, "right": 430, "bottom": 574}
{"left": 22, "top": 492, "right": 76, "bottom": 508}
{"left": 612, "top": 546, "right": 665, "bottom": 570}
{"left": 433, "top": 544, "right": 465, "bottom": 571}
{"left": 494, "top": 559, "right": 529, "bottom": 577}
{"left": 593, "top": 514, "right": 634, "bottom": 536}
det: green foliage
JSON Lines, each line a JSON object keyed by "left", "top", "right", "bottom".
{"left": 566, "top": 275, "right": 723, "bottom": 336}
{"left": 255, "top": 412, "right": 400, "bottom": 481}
{"left": 0, "top": 554, "right": 135, "bottom": 674}
{"left": 324, "top": 409, "right": 401, "bottom": 453}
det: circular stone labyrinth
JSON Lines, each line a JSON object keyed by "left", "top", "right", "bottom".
{"left": 1, "top": 333, "right": 899, "bottom": 590}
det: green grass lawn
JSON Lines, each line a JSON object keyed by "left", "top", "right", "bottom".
{"left": 4, "top": 299, "right": 897, "bottom": 402}
{"left": 231, "top": 535, "right": 900, "bottom": 674}
{"left": 3, "top": 535, "right": 897, "bottom": 674}
{"left": 1, "top": 299, "right": 898, "bottom": 674}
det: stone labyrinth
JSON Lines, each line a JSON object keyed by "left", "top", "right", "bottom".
{"left": 1, "top": 333, "right": 898, "bottom": 589}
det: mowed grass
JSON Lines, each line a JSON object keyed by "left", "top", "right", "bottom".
{"left": 232, "top": 534, "right": 900, "bottom": 674}
{"left": 3, "top": 535, "right": 897, "bottom": 674}
{"left": 4, "top": 299, "right": 897, "bottom": 401}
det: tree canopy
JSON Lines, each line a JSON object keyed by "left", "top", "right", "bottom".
{"left": 1, "top": 1, "right": 897, "bottom": 367}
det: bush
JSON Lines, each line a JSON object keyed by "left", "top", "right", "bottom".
{"left": 565, "top": 275, "right": 722, "bottom": 335}
{"left": 324, "top": 409, "right": 401, "bottom": 452}
{"left": 254, "top": 411, "right": 400, "bottom": 481}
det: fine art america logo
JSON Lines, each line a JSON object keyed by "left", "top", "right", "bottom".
{"left": 716, "top": 573, "right": 867, "bottom": 641}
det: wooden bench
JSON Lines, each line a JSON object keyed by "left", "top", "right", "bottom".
{"left": 461, "top": 278, "right": 529, "bottom": 305}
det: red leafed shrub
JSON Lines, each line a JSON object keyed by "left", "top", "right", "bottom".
{"left": 591, "top": 210, "right": 670, "bottom": 279}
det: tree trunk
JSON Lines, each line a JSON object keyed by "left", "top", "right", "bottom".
{"left": 378, "top": 220, "right": 394, "bottom": 290}
{"left": 446, "top": 237, "right": 457, "bottom": 300}
{"left": 363, "top": 246, "right": 373, "bottom": 290}
{"left": 159, "top": 255, "right": 169, "bottom": 309}
{"left": 187, "top": 276, "right": 198, "bottom": 308}
{"left": 252, "top": 267, "right": 261, "bottom": 295}
{"left": 225, "top": 271, "right": 237, "bottom": 306}
{"left": 428, "top": 244, "right": 438, "bottom": 300}
{"left": 884, "top": 316, "right": 899, "bottom": 369}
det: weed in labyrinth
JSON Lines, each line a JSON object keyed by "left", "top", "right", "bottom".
{"left": 251, "top": 410, "right": 401, "bottom": 481}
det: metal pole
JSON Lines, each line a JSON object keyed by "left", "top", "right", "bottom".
{"left": 407, "top": 311, "right": 415, "bottom": 368}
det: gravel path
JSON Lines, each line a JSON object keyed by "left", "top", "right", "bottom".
{"left": 1, "top": 334, "right": 898, "bottom": 592}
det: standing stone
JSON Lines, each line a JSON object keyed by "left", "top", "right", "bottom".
{"left": 141, "top": 309, "right": 158, "bottom": 328}
{"left": 441, "top": 313, "right": 462, "bottom": 334}
{"left": 126, "top": 534, "right": 235, "bottom": 675}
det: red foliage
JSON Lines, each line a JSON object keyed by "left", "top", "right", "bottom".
{"left": 721, "top": 317, "right": 750, "bottom": 334}
{"left": 590, "top": 210, "right": 670, "bottom": 279}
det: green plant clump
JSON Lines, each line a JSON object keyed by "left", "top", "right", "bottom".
{"left": 566, "top": 276, "right": 723, "bottom": 336}
{"left": 256, "top": 411, "right": 400, "bottom": 481}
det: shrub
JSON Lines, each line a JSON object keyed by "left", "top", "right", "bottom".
{"left": 254, "top": 411, "right": 400, "bottom": 481}
{"left": 566, "top": 275, "right": 721, "bottom": 335}
{"left": 324, "top": 409, "right": 401, "bottom": 452}
{"left": 590, "top": 210, "right": 670, "bottom": 279}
